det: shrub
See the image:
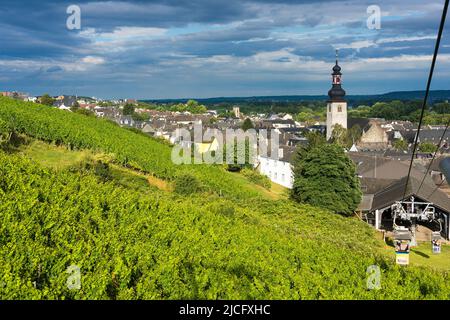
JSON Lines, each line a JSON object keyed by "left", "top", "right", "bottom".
{"left": 241, "top": 168, "right": 271, "bottom": 189}
{"left": 68, "top": 159, "right": 112, "bottom": 182}
{"left": 173, "top": 173, "right": 202, "bottom": 195}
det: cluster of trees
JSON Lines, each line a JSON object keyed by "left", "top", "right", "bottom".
{"left": 122, "top": 103, "right": 150, "bottom": 121}
{"left": 211, "top": 101, "right": 326, "bottom": 115}
{"left": 39, "top": 94, "right": 55, "bottom": 106}
{"left": 392, "top": 140, "right": 439, "bottom": 153}
{"left": 140, "top": 100, "right": 208, "bottom": 114}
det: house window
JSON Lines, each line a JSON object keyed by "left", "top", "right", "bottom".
{"left": 329, "top": 105, "right": 331, "bottom": 112}
{"left": 274, "top": 172, "right": 278, "bottom": 179}
{"left": 338, "top": 105, "right": 342, "bottom": 112}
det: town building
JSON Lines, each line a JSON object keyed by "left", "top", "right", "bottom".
{"left": 258, "top": 146, "right": 296, "bottom": 188}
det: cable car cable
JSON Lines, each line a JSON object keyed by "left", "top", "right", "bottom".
{"left": 402, "top": 0, "right": 450, "bottom": 199}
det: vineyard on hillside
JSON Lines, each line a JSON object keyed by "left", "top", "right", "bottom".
{"left": 1, "top": 97, "right": 450, "bottom": 299}
{"left": 0, "top": 97, "right": 262, "bottom": 200}
{"left": 0, "top": 153, "right": 450, "bottom": 299}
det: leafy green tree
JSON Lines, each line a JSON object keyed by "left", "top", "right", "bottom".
{"left": 433, "top": 102, "right": 450, "bottom": 114}
{"left": 291, "top": 144, "right": 362, "bottom": 216}
{"left": 70, "top": 101, "right": 80, "bottom": 112}
{"left": 409, "top": 109, "right": 430, "bottom": 123}
{"left": 131, "top": 112, "right": 150, "bottom": 121}
{"left": 330, "top": 124, "right": 348, "bottom": 147}
{"left": 241, "top": 118, "right": 254, "bottom": 131}
{"left": 347, "top": 125, "right": 362, "bottom": 146}
{"left": 423, "top": 113, "right": 450, "bottom": 125}
{"left": 304, "top": 131, "right": 326, "bottom": 150}
{"left": 418, "top": 142, "right": 438, "bottom": 153}
{"left": 370, "top": 102, "right": 401, "bottom": 120}
{"left": 123, "top": 104, "right": 135, "bottom": 116}
{"left": 40, "top": 94, "right": 54, "bottom": 106}
{"left": 348, "top": 105, "right": 372, "bottom": 118}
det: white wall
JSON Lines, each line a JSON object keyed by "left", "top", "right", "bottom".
{"left": 326, "top": 101, "right": 348, "bottom": 140}
{"left": 258, "top": 156, "right": 293, "bottom": 188}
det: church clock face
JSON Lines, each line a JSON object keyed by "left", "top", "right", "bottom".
{"left": 333, "top": 75, "right": 341, "bottom": 84}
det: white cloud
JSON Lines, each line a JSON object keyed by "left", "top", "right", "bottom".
{"left": 335, "top": 35, "right": 436, "bottom": 52}
{"left": 79, "top": 27, "right": 167, "bottom": 42}
{"left": 81, "top": 56, "right": 105, "bottom": 65}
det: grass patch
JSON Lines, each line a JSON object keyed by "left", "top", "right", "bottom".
{"left": 18, "top": 140, "right": 93, "bottom": 170}
{"left": 409, "top": 242, "right": 450, "bottom": 271}
{"left": 109, "top": 164, "right": 160, "bottom": 193}
{"left": 381, "top": 241, "right": 450, "bottom": 271}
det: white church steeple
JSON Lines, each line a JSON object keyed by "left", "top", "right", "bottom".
{"left": 326, "top": 50, "right": 347, "bottom": 140}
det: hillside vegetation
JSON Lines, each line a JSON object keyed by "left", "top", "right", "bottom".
{"left": 0, "top": 97, "right": 449, "bottom": 299}
{"left": 0, "top": 97, "right": 262, "bottom": 200}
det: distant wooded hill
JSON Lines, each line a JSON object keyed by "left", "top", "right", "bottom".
{"left": 142, "top": 90, "right": 450, "bottom": 106}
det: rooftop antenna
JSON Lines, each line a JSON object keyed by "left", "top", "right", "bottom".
{"left": 335, "top": 49, "right": 339, "bottom": 63}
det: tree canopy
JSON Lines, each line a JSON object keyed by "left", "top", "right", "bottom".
{"left": 291, "top": 144, "right": 362, "bottom": 216}
{"left": 123, "top": 103, "right": 135, "bottom": 116}
{"left": 40, "top": 94, "right": 54, "bottom": 106}
{"left": 241, "top": 118, "right": 254, "bottom": 131}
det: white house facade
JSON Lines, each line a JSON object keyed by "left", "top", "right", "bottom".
{"left": 258, "top": 147, "right": 295, "bottom": 189}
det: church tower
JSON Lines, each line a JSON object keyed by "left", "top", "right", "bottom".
{"left": 326, "top": 50, "right": 347, "bottom": 140}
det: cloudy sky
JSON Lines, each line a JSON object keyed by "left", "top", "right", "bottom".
{"left": 0, "top": 0, "right": 449, "bottom": 99}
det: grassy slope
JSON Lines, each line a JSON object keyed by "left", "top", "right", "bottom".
{"left": 1, "top": 97, "right": 450, "bottom": 299}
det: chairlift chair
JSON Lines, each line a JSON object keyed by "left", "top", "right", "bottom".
{"left": 431, "top": 231, "right": 442, "bottom": 254}
{"left": 393, "top": 228, "right": 412, "bottom": 265}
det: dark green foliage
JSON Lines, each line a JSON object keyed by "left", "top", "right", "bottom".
{"left": 131, "top": 112, "right": 150, "bottom": 121}
{"left": 122, "top": 104, "right": 135, "bottom": 116}
{"left": 393, "top": 139, "right": 409, "bottom": 151}
{"left": 70, "top": 101, "right": 80, "bottom": 112}
{"left": 74, "top": 108, "right": 95, "bottom": 117}
{"left": 418, "top": 142, "right": 438, "bottom": 153}
{"left": 68, "top": 159, "right": 112, "bottom": 182}
{"left": 433, "top": 102, "right": 450, "bottom": 114}
{"left": 173, "top": 173, "right": 202, "bottom": 195}
{"left": 305, "top": 131, "right": 327, "bottom": 149}
{"left": 291, "top": 144, "right": 362, "bottom": 216}
{"left": 40, "top": 94, "right": 54, "bottom": 106}
{"left": 349, "top": 100, "right": 449, "bottom": 125}
{"left": 241, "top": 118, "right": 254, "bottom": 131}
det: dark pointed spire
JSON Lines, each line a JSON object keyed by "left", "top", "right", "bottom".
{"left": 332, "top": 49, "right": 342, "bottom": 75}
{"left": 328, "top": 50, "right": 346, "bottom": 102}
